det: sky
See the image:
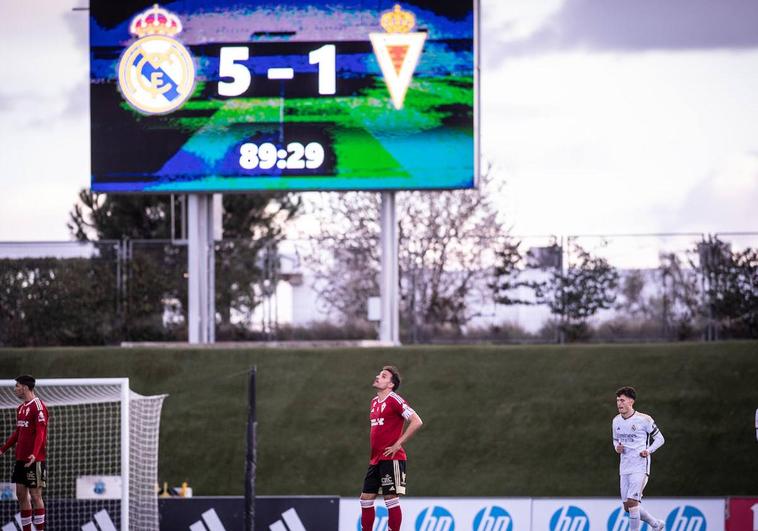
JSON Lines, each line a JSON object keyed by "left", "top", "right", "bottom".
{"left": 0, "top": 0, "right": 757, "bottom": 241}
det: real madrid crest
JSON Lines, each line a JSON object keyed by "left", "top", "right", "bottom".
{"left": 117, "top": 4, "right": 195, "bottom": 115}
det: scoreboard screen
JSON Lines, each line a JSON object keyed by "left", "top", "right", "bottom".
{"left": 89, "top": 0, "right": 477, "bottom": 193}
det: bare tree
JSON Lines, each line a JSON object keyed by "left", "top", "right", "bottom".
{"left": 304, "top": 169, "right": 507, "bottom": 340}
{"left": 305, "top": 192, "right": 381, "bottom": 323}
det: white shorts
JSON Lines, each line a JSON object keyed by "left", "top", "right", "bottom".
{"left": 620, "top": 473, "right": 648, "bottom": 502}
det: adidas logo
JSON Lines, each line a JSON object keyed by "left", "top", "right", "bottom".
{"left": 189, "top": 509, "right": 226, "bottom": 531}
{"left": 1, "top": 512, "right": 32, "bottom": 531}
{"left": 269, "top": 508, "right": 306, "bottom": 531}
{"left": 81, "top": 509, "right": 117, "bottom": 531}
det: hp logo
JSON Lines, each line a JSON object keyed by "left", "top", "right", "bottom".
{"left": 666, "top": 505, "right": 707, "bottom": 531}
{"left": 416, "top": 505, "right": 455, "bottom": 531}
{"left": 550, "top": 505, "right": 590, "bottom": 531}
{"left": 356, "top": 505, "right": 389, "bottom": 531}
{"left": 474, "top": 506, "right": 512, "bottom": 531}
{"left": 607, "top": 507, "right": 651, "bottom": 531}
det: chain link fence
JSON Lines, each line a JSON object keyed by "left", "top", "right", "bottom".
{"left": 0, "top": 233, "right": 755, "bottom": 346}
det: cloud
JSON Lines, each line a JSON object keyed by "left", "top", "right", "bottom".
{"left": 491, "top": 0, "right": 758, "bottom": 56}
{"left": 0, "top": 1, "right": 89, "bottom": 128}
{"left": 656, "top": 153, "right": 758, "bottom": 233}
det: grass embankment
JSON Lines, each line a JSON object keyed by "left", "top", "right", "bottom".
{"left": 0, "top": 342, "right": 756, "bottom": 496}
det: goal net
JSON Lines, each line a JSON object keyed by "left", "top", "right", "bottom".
{"left": 0, "top": 379, "right": 166, "bottom": 531}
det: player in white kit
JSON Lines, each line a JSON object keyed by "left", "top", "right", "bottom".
{"left": 612, "top": 387, "right": 666, "bottom": 531}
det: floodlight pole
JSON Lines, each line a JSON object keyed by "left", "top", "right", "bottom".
{"left": 188, "top": 194, "right": 216, "bottom": 344}
{"left": 380, "top": 191, "right": 400, "bottom": 345}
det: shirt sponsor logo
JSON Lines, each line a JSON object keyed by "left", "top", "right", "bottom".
{"left": 371, "top": 418, "right": 385, "bottom": 427}
{"left": 16, "top": 421, "right": 29, "bottom": 428}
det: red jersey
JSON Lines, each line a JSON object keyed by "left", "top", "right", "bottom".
{"left": 1, "top": 397, "right": 48, "bottom": 462}
{"left": 369, "top": 392, "right": 415, "bottom": 465}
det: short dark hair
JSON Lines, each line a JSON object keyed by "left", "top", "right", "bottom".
{"left": 15, "top": 375, "right": 36, "bottom": 390}
{"left": 382, "top": 365, "right": 401, "bottom": 392}
{"left": 616, "top": 386, "right": 636, "bottom": 400}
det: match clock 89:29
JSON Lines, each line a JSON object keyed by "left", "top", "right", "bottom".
{"left": 239, "top": 141, "right": 326, "bottom": 171}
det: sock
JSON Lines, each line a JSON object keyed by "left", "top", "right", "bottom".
{"left": 33, "top": 508, "right": 45, "bottom": 530}
{"left": 639, "top": 505, "right": 658, "bottom": 525}
{"left": 20, "top": 509, "right": 32, "bottom": 531}
{"left": 360, "top": 499, "right": 375, "bottom": 531}
{"left": 386, "top": 497, "right": 402, "bottom": 531}
{"left": 629, "top": 506, "right": 641, "bottom": 531}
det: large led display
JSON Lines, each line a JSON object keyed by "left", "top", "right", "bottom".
{"left": 90, "top": 1, "right": 477, "bottom": 192}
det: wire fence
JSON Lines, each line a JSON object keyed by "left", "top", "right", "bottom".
{"left": 0, "top": 232, "right": 755, "bottom": 346}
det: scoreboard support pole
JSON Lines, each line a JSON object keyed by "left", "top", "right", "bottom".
{"left": 188, "top": 194, "right": 216, "bottom": 344}
{"left": 380, "top": 191, "right": 400, "bottom": 345}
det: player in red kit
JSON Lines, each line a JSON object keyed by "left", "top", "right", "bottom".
{"left": 0, "top": 375, "right": 48, "bottom": 531}
{"left": 360, "top": 366, "right": 423, "bottom": 531}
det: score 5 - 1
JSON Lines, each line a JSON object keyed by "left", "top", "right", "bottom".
{"left": 217, "top": 45, "right": 336, "bottom": 97}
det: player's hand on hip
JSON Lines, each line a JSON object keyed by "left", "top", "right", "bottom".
{"left": 24, "top": 455, "right": 36, "bottom": 467}
{"left": 383, "top": 444, "right": 402, "bottom": 457}
{"left": 615, "top": 444, "right": 624, "bottom": 454}
{"left": 639, "top": 450, "right": 650, "bottom": 457}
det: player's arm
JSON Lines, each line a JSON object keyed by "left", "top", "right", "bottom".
{"left": 25, "top": 405, "right": 48, "bottom": 466}
{"left": 612, "top": 423, "right": 623, "bottom": 454}
{"left": 26, "top": 422, "right": 47, "bottom": 466}
{"left": 640, "top": 421, "right": 664, "bottom": 457}
{"left": 0, "top": 429, "right": 19, "bottom": 456}
{"left": 400, "top": 411, "right": 423, "bottom": 445}
{"left": 383, "top": 406, "right": 423, "bottom": 457}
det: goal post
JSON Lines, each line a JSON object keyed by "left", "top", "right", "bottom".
{"left": 0, "top": 378, "right": 167, "bottom": 531}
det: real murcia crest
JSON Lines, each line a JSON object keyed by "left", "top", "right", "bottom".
{"left": 117, "top": 4, "right": 195, "bottom": 115}
{"left": 369, "top": 4, "right": 426, "bottom": 110}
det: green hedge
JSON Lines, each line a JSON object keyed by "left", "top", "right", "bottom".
{"left": 0, "top": 342, "right": 756, "bottom": 496}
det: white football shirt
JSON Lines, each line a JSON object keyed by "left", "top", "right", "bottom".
{"left": 612, "top": 411, "right": 664, "bottom": 475}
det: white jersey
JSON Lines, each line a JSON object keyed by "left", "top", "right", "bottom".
{"left": 612, "top": 410, "right": 664, "bottom": 475}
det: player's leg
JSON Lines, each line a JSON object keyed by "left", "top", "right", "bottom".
{"left": 636, "top": 475, "right": 665, "bottom": 530}
{"left": 626, "top": 500, "right": 641, "bottom": 531}
{"left": 360, "top": 465, "right": 381, "bottom": 531}
{"left": 384, "top": 495, "right": 401, "bottom": 531}
{"left": 30, "top": 488, "right": 45, "bottom": 530}
{"left": 360, "top": 494, "right": 378, "bottom": 531}
{"left": 381, "top": 460, "right": 406, "bottom": 531}
{"left": 624, "top": 473, "right": 647, "bottom": 531}
{"left": 29, "top": 461, "right": 46, "bottom": 530}
{"left": 620, "top": 474, "right": 630, "bottom": 512}
{"left": 13, "top": 461, "right": 33, "bottom": 531}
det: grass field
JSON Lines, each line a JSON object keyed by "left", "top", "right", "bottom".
{"left": 0, "top": 342, "right": 756, "bottom": 496}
